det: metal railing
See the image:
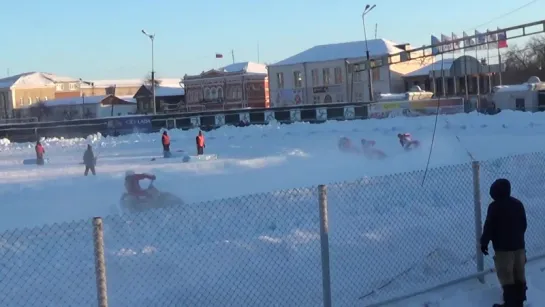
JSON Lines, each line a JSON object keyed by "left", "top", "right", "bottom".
{"left": 1, "top": 153, "right": 544, "bottom": 306}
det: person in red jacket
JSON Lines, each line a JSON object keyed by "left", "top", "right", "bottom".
{"left": 124, "top": 170, "right": 156, "bottom": 198}
{"left": 35, "top": 141, "right": 45, "bottom": 165}
{"left": 161, "top": 131, "right": 170, "bottom": 153}
{"left": 196, "top": 131, "right": 205, "bottom": 155}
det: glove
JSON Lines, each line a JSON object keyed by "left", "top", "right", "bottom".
{"left": 480, "top": 244, "right": 488, "bottom": 256}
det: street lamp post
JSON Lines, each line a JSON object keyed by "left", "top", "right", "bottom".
{"left": 362, "top": 4, "right": 376, "bottom": 102}
{"left": 141, "top": 29, "right": 156, "bottom": 114}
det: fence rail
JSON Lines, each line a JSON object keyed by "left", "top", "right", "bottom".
{"left": 1, "top": 152, "right": 544, "bottom": 306}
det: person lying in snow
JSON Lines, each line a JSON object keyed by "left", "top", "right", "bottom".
{"left": 360, "top": 139, "right": 386, "bottom": 159}
{"left": 397, "top": 133, "right": 420, "bottom": 150}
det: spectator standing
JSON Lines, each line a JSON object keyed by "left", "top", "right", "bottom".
{"left": 480, "top": 178, "right": 527, "bottom": 307}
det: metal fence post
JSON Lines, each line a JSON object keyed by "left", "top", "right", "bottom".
{"left": 318, "top": 185, "right": 332, "bottom": 307}
{"left": 93, "top": 217, "right": 109, "bottom": 307}
{"left": 472, "top": 161, "right": 485, "bottom": 283}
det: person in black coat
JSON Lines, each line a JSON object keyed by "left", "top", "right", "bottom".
{"left": 83, "top": 144, "right": 96, "bottom": 176}
{"left": 480, "top": 178, "right": 527, "bottom": 307}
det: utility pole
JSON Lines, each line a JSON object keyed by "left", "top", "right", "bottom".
{"left": 231, "top": 50, "right": 235, "bottom": 64}
{"left": 362, "top": 4, "right": 376, "bottom": 102}
{"left": 141, "top": 29, "right": 156, "bottom": 114}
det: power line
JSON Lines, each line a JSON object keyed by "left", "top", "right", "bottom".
{"left": 464, "top": 0, "right": 538, "bottom": 32}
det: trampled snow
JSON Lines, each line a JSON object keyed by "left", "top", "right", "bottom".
{"left": 1, "top": 110, "right": 545, "bottom": 306}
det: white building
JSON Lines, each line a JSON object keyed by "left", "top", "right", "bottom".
{"left": 267, "top": 39, "right": 432, "bottom": 106}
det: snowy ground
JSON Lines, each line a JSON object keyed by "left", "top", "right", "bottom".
{"left": 1, "top": 110, "right": 545, "bottom": 306}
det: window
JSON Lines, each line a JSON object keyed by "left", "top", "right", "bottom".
{"left": 276, "top": 73, "right": 284, "bottom": 88}
{"left": 69, "top": 83, "right": 78, "bottom": 90}
{"left": 311, "top": 69, "right": 319, "bottom": 86}
{"left": 231, "top": 86, "right": 242, "bottom": 100}
{"left": 44, "top": 96, "right": 48, "bottom": 101}
{"left": 355, "top": 92, "right": 364, "bottom": 102}
{"left": 293, "top": 71, "right": 302, "bottom": 88}
{"left": 515, "top": 98, "right": 525, "bottom": 111}
{"left": 353, "top": 65, "right": 362, "bottom": 82}
{"left": 35, "top": 96, "right": 39, "bottom": 102}
{"left": 313, "top": 95, "right": 321, "bottom": 104}
{"left": 322, "top": 68, "right": 330, "bottom": 85}
{"left": 204, "top": 88, "right": 211, "bottom": 100}
{"left": 217, "top": 87, "right": 224, "bottom": 99}
{"left": 211, "top": 87, "right": 217, "bottom": 99}
{"left": 56, "top": 83, "right": 64, "bottom": 91}
{"left": 334, "top": 67, "right": 343, "bottom": 84}
{"left": 28, "top": 97, "right": 32, "bottom": 105}
{"left": 372, "top": 67, "right": 381, "bottom": 81}
{"left": 335, "top": 94, "right": 344, "bottom": 102}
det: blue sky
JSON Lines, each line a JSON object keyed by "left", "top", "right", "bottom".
{"left": 1, "top": 0, "right": 542, "bottom": 80}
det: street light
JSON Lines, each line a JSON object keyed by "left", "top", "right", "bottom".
{"left": 141, "top": 29, "right": 156, "bottom": 114}
{"left": 362, "top": 4, "right": 376, "bottom": 102}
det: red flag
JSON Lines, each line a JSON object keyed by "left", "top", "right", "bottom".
{"left": 497, "top": 29, "right": 508, "bottom": 49}
{"left": 215, "top": 53, "right": 223, "bottom": 58}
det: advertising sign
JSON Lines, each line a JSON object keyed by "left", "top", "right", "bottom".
{"left": 409, "top": 98, "right": 464, "bottom": 116}
{"left": 106, "top": 116, "right": 152, "bottom": 134}
{"left": 368, "top": 101, "right": 410, "bottom": 119}
{"left": 368, "top": 98, "right": 464, "bottom": 119}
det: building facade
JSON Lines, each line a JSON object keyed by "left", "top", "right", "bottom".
{"left": 183, "top": 62, "right": 269, "bottom": 112}
{"left": 267, "top": 39, "right": 432, "bottom": 106}
{"left": 17, "top": 95, "right": 136, "bottom": 121}
{"left": 133, "top": 82, "right": 185, "bottom": 114}
{"left": 0, "top": 73, "right": 183, "bottom": 119}
{"left": 402, "top": 55, "right": 504, "bottom": 96}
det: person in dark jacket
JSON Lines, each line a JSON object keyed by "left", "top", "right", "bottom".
{"left": 480, "top": 178, "right": 527, "bottom": 307}
{"left": 196, "top": 131, "right": 205, "bottom": 155}
{"left": 83, "top": 144, "right": 96, "bottom": 176}
{"left": 35, "top": 141, "right": 45, "bottom": 165}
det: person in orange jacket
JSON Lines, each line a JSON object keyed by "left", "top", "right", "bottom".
{"left": 196, "top": 131, "right": 205, "bottom": 155}
{"left": 35, "top": 141, "right": 45, "bottom": 165}
{"left": 161, "top": 131, "right": 170, "bottom": 153}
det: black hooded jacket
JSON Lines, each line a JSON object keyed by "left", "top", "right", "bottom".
{"left": 480, "top": 179, "right": 527, "bottom": 252}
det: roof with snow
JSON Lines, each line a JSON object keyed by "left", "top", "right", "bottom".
{"left": 0, "top": 72, "right": 79, "bottom": 89}
{"left": 270, "top": 39, "right": 405, "bottom": 67}
{"left": 403, "top": 59, "right": 456, "bottom": 77}
{"left": 143, "top": 84, "right": 185, "bottom": 96}
{"left": 81, "top": 78, "right": 182, "bottom": 88}
{"left": 29, "top": 95, "right": 136, "bottom": 108}
{"left": 218, "top": 62, "right": 267, "bottom": 74}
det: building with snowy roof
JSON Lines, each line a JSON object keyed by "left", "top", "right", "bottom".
{"left": 402, "top": 55, "right": 504, "bottom": 97}
{"left": 0, "top": 72, "right": 184, "bottom": 119}
{"left": 79, "top": 78, "right": 183, "bottom": 97}
{"left": 266, "top": 39, "right": 432, "bottom": 106}
{"left": 133, "top": 81, "right": 185, "bottom": 114}
{"left": 16, "top": 94, "right": 137, "bottom": 121}
{"left": 183, "top": 61, "right": 269, "bottom": 112}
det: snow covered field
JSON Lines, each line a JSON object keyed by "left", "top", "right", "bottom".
{"left": 1, "top": 110, "right": 545, "bottom": 306}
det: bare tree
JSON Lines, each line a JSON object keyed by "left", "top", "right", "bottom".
{"left": 502, "top": 35, "right": 545, "bottom": 83}
{"left": 144, "top": 73, "right": 161, "bottom": 87}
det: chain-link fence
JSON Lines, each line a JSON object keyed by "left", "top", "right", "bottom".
{"left": 1, "top": 153, "right": 545, "bottom": 307}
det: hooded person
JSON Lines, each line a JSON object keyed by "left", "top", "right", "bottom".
{"left": 480, "top": 178, "right": 527, "bottom": 307}
{"left": 83, "top": 144, "right": 96, "bottom": 176}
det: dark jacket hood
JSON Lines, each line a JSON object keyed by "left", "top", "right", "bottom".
{"left": 490, "top": 178, "right": 511, "bottom": 201}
